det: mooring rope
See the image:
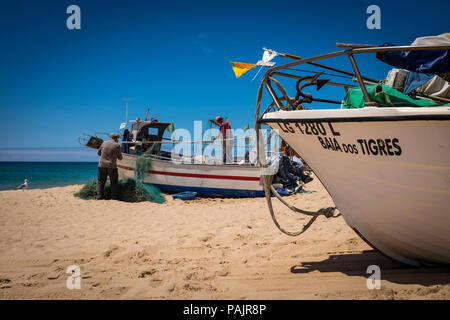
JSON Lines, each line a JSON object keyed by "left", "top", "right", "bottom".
{"left": 255, "top": 77, "right": 340, "bottom": 237}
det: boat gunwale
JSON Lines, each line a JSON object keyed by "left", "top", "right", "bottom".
{"left": 119, "top": 153, "right": 262, "bottom": 170}
{"left": 260, "top": 113, "right": 450, "bottom": 123}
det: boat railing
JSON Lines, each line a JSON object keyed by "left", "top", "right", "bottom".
{"left": 121, "top": 135, "right": 280, "bottom": 166}
{"left": 142, "top": 150, "right": 279, "bottom": 166}
{"left": 121, "top": 135, "right": 254, "bottom": 144}
{"left": 258, "top": 43, "right": 450, "bottom": 115}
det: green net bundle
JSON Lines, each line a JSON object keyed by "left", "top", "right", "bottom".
{"left": 133, "top": 155, "right": 166, "bottom": 204}
{"left": 74, "top": 155, "right": 165, "bottom": 203}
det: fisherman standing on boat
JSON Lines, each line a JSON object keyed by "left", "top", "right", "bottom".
{"left": 130, "top": 117, "right": 141, "bottom": 141}
{"left": 212, "top": 116, "right": 233, "bottom": 163}
{"left": 97, "top": 133, "right": 123, "bottom": 200}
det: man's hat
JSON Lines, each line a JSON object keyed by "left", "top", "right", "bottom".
{"left": 109, "top": 133, "right": 120, "bottom": 139}
{"left": 215, "top": 116, "right": 223, "bottom": 122}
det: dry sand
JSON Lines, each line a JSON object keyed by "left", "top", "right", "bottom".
{"left": 0, "top": 177, "right": 449, "bottom": 300}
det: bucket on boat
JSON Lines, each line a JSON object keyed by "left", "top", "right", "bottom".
{"left": 172, "top": 191, "right": 197, "bottom": 201}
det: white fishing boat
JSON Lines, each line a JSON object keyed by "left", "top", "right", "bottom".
{"left": 117, "top": 155, "right": 262, "bottom": 197}
{"left": 117, "top": 152, "right": 264, "bottom": 198}
{"left": 82, "top": 120, "right": 265, "bottom": 197}
{"left": 255, "top": 36, "right": 450, "bottom": 266}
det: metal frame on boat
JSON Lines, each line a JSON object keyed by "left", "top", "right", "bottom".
{"left": 255, "top": 42, "right": 450, "bottom": 266}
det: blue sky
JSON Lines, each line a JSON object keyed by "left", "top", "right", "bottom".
{"left": 0, "top": 0, "right": 449, "bottom": 159}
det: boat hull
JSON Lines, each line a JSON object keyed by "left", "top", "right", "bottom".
{"left": 117, "top": 154, "right": 264, "bottom": 197}
{"left": 262, "top": 107, "right": 450, "bottom": 266}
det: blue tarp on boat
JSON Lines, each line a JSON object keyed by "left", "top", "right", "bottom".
{"left": 377, "top": 44, "right": 450, "bottom": 75}
{"left": 376, "top": 35, "right": 450, "bottom": 76}
{"left": 403, "top": 72, "right": 434, "bottom": 94}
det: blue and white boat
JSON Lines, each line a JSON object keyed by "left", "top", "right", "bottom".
{"left": 116, "top": 120, "right": 265, "bottom": 197}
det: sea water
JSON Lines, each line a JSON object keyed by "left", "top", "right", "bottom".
{"left": 0, "top": 162, "right": 98, "bottom": 191}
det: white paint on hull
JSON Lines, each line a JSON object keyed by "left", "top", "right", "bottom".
{"left": 263, "top": 107, "right": 450, "bottom": 265}
{"left": 117, "top": 154, "right": 263, "bottom": 194}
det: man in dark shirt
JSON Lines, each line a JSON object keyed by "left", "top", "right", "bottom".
{"left": 97, "top": 133, "right": 123, "bottom": 200}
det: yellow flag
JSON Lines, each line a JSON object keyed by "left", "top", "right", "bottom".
{"left": 230, "top": 62, "right": 256, "bottom": 78}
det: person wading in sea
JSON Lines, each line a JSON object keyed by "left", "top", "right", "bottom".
{"left": 97, "top": 133, "right": 123, "bottom": 200}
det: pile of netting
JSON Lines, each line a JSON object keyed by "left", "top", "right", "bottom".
{"left": 74, "top": 156, "right": 165, "bottom": 203}
{"left": 133, "top": 155, "right": 166, "bottom": 204}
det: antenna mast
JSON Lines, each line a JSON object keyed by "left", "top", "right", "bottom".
{"left": 123, "top": 98, "right": 130, "bottom": 129}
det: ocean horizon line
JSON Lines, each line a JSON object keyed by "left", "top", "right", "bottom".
{"left": 0, "top": 161, "right": 99, "bottom": 191}
{"left": 0, "top": 147, "right": 92, "bottom": 150}
{"left": 0, "top": 147, "right": 99, "bottom": 162}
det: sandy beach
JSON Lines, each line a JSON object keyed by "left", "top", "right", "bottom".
{"left": 0, "top": 177, "right": 449, "bottom": 300}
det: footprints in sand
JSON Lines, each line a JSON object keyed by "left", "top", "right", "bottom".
{"left": 0, "top": 230, "right": 376, "bottom": 299}
{"left": 167, "top": 281, "right": 176, "bottom": 292}
{"left": 216, "top": 270, "right": 230, "bottom": 277}
{"left": 20, "top": 282, "right": 41, "bottom": 288}
{"left": 103, "top": 245, "right": 119, "bottom": 258}
{"left": 0, "top": 278, "right": 11, "bottom": 289}
{"left": 138, "top": 269, "right": 157, "bottom": 278}
{"left": 233, "top": 233, "right": 257, "bottom": 242}
{"left": 368, "top": 285, "right": 450, "bottom": 300}
{"left": 100, "top": 286, "right": 128, "bottom": 297}
{"left": 345, "top": 237, "right": 360, "bottom": 246}
{"left": 198, "top": 233, "right": 214, "bottom": 243}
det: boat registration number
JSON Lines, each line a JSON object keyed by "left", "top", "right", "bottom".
{"left": 276, "top": 121, "right": 402, "bottom": 157}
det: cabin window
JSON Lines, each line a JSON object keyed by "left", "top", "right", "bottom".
{"left": 147, "top": 127, "right": 159, "bottom": 136}
{"left": 160, "top": 128, "right": 173, "bottom": 154}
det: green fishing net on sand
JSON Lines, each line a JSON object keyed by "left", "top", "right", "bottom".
{"left": 74, "top": 156, "right": 165, "bottom": 203}
{"left": 133, "top": 155, "right": 166, "bottom": 204}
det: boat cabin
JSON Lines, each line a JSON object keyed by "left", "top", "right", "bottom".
{"left": 123, "top": 120, "right": 173, "bottom": 158}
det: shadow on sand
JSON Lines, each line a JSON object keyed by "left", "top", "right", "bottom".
{"left": 290, "top": 250, "right": 450, "bottom": 286}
